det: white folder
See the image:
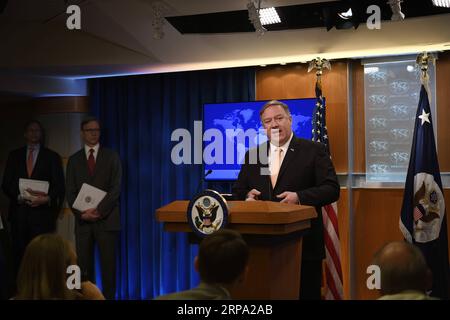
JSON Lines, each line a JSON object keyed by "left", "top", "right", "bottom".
{"left": 19, "top": 178, "right": 50, "bottom": 200}
{"left": 72, "top": 183, "right": 107, "bottom": 212}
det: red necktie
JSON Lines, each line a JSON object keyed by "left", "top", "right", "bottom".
{"left": 88, "top": 149, "right": 96, "bottom": 176}
{"left": 27, "top": 146, "right": 34, "bottom": 177}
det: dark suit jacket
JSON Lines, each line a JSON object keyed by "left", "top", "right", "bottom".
{"left": 1, "top": 146, "right": 65, "bottom": 221}
{"left": 156, "top": 282, "right": 231, "bottom": 300}
{"left": 66, "top": 147, "right": 122, "bottom": 232}
{"left": 232, "top": 136, "right": 340, "bottom": 260}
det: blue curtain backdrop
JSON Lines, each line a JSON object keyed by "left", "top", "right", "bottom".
{"left": 89, "top": 67, "right": 255, "bottom": 299}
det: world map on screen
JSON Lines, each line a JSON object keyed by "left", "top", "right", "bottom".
{"left": 203, "top": 99, "right": 318, "bottom": 180}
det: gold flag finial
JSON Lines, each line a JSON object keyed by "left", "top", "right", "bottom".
{"left": 308, "top": 57, "right": 331, "bottom": 89}
{"left": 416, "top": 52, "right": 436, "bottom": 86}
{"left": 416, "top": 52, "right": 437, "bottom": 98}
{"left": 308, "top": 57, "right": 331, "bottom": 76}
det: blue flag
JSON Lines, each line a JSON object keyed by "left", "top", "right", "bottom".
{"left": 400, "top": 85, "right": 449, "bottom": 299}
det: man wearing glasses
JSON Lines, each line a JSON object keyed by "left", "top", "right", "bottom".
{"left": 232, "top": 100, "right": 340, "bottom": 300}
{"left": 66, "top": 116, "right": 122, "bottom": 300}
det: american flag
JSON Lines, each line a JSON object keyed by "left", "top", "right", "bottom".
{"left": 413, "top": 205, "right": 424, "bottom": 222}
{"left": 312, "top": 78, "right": 344, "bottom": 300}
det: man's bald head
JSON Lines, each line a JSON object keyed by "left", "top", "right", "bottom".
{"left": 373, "top": 241, "right": 431, "bottom": 295}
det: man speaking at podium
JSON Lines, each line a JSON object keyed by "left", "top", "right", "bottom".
{"left": 232, "top": 100, "right": 340, "bottom": 300}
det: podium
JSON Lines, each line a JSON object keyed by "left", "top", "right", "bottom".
{"left": 156, "top": 200, "right": 317, "bottom": 299}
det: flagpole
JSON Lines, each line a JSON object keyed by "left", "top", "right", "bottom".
{"left": 308, "top": 57, "right": 344, "bottom": 300}
{"left": 416, "top": 51, "right": 436, "bottom": 101}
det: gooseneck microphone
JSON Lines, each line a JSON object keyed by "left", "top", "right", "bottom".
{"left": 195, "top": 169, "right": 213, "bottom": 195}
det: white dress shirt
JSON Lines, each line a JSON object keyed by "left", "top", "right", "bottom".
{"left": 268, "top": 132, "right": 293, "bottom": 177}
{"left": 84, "top": 144, "right": 100, "bottom": 161}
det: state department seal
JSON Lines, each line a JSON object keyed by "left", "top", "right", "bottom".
{"left": 412, "top": 173, "right": 445, "bottom": 243}
{"left": 187, "top": 189, "right": 228, "bottom": 237}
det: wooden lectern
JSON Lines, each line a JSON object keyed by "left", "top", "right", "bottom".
{"left": 156, "top": 200, "right": 317, "bottom": 299}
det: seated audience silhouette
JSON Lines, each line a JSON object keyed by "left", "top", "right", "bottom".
{"left": 15, "top": 233, "right": 104, "bottom": 300}
{"left": 373, "top": 241, "right": 436, "bottom": 300}
{"left": 157, "top": 229, "right": 249, "bottom": 300}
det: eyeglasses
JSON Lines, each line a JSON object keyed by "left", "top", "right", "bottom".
{"left": 83, "top": 129, "right": 100, "bottom": 133}
{"left": 262, "top": 115, "right": 287, "bottom": 126}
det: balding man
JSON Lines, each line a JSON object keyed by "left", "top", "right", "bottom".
{"left": 373, "top": 241, "right": 436, "bottom": 300}
{"left": 156, "top": 229, "right": 249, "bottom": 300}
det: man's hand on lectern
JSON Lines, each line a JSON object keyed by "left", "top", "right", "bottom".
{"left": 246, "top": 189, "right": 261, "bottom": 201}
{"left": 277, "top": 191, "right": 299, "bottom": 204}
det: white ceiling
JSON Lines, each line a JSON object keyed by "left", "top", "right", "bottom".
{"left": 0, "top": 0, "right": 449, "bottom": 79}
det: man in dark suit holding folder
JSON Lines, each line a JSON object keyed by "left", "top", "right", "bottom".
{"left": 232, "top": 100, "right": 340, "bottom": 300}
{"left": 2, "top": 120, "right": 65, "bottom": 277}
{"left": 66, "top": 116, "right": 122, "bottom": 300}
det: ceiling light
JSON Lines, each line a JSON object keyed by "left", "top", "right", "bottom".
{"left": 259, "top": 7, "right": 281, "bottom": 25}
{"left": 280, "top": 62, "right": 287, "bottom": 65}
{"left": 323, "top": 2, "right": 361, "bottom": 31}
{"left": 338, "top": 8, "right": 353, "bottom": 20}
{"left": 432, "top": 0, "right": 450, "bottom": 8}
{"left": 364, "top": 67, "right": 379, "bottom": 74}
{"left": 387, "top": 0, "right": 405, "bottom": 21}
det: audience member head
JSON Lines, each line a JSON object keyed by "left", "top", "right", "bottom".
{"left": 80, "top": 116, "right": 101, "bottom": 147}
{"left": 372, "top": 241, "right": 432, "bottom": 295}
{"left": 195, "top": 229, "right": 249, "bottom": 286}
{"left": 24, "top": 120, "right": 45, "bottom": 145}
{"left": 16, "top": 233, "right": 77, "bottom": 300}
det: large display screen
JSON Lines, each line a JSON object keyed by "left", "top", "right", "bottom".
{"left": 203, "top": 98, "right": 319, "bottom": 180}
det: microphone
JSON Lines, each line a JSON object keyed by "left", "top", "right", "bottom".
{"left": 195, "top": 169, "right": 213, "bottom": 195}
{"left": 269, "top": 175, "right": 272, "bottom": 201}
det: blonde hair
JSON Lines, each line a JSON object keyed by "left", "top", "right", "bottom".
{"left": 16, "top": 233, "right": 78, "bottom": 300}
